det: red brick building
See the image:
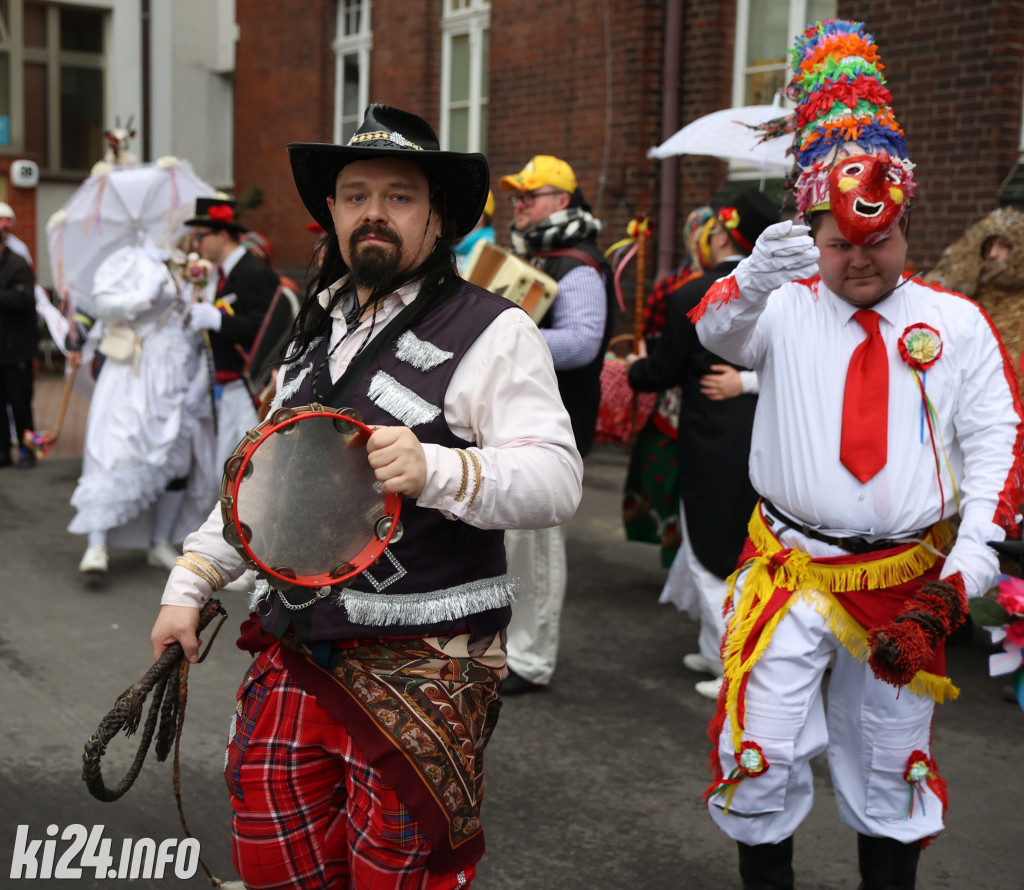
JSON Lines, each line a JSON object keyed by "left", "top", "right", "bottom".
{"left": 234, "top": 0, "right": 1024, "bottom": 322}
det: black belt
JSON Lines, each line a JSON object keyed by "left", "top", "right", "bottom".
{"left": 760, "top": 499, "right": 920, "bottom": 555}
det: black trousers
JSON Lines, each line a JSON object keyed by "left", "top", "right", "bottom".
{"left": 0, "top": 361, "right": 34, "bottom": 451}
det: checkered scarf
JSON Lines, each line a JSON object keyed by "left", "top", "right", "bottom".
{"left": 510, "top": 206, "right": 603, "bottom": 256}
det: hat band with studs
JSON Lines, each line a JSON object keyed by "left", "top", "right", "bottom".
{"left": 348, "top": 130, "right": 424, "bottom": 150}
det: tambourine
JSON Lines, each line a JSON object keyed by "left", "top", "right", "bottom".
{"left": 219, "top": 404, "right": 402, "bottom": 589}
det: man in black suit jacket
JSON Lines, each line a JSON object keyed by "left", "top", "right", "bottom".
{"left": 626, "top": 189, "right": 778, "bottom": 699}
{"left": 185, "top": 197, "right": 280, "bottom": 472}
{"left": 0, "top": 209, "right": 37, "bottom": 469}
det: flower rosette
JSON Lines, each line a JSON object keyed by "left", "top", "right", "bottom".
{"left": 903, "top": 750, "right": 945, "bottom": 818}
{"left": 898, "top": 323, "right": 942, "bottom": 371}
{"left": 969, "top": 574, "right": 1024, "bottom": 711}
{"left": 706, "top": 741, "right": 770, "bottom": 812}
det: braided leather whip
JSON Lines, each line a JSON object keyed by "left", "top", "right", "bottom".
{"left": 82, "top": 598, "right": 228, "bottom": 802}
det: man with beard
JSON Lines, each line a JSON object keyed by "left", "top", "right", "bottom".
{"left": 497, "top": 155, "right": 613, "bottom": 694}
{"left": 149, "top": 105, "right": 582, "bottom": 888}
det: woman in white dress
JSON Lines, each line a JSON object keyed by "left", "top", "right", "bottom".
{"left": 69, "top": 243, "right": 218, "bottom": 573}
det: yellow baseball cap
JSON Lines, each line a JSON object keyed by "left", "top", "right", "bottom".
{"left": 499, "top": 155, "right": 577, "bottom": 194}
{"left": 484, "top": 190, "right": 495, "bottom": 217}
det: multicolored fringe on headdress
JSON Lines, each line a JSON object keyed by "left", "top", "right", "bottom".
{"left": 783, "top": 19, "right": 915, "bottom": 237}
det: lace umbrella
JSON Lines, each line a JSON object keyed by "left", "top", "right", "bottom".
{"left": 647, "top": 104, "right": 794, "bottom": 174}
{"left": 46, "top": 157, "right": 217, "bottom": 316}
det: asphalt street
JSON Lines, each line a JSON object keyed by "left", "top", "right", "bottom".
{"left": 1, "top": 445, "right": 1022, "bottom": 889}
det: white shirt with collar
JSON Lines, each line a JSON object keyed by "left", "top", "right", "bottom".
{"left": 695, "top": 271, "right": 1024, "bottom": 598}
{"left": 219, "top": 244, "right": 247, "bottom": 280}
{"left": 161, "top": 276, "right": 583, "bottom": 608}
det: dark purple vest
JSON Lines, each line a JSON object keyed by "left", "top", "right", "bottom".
{"left": 259, "top": 281, "right": 515, "bottom": 643}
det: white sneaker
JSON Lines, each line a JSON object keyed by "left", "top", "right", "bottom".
{"left": 682, "top": 652, "right": 725, "bottom": 678}
{"left": 79, "top": 545, "right": 109, "bottom": 573}
{"left": 695, "top": 677, "right": 724, "bottom": 701}
{"left": 147, "top": 541, "right": 180, "bottom": 570}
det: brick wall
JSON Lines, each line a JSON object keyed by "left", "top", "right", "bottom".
{"left": 674, "top": 0, "right": 740, "bottom": 250}
{"left": 838, "top": 1, "right": 1024, "bottom": 269}
{"left": 233, "top": 0, "right": 337, "bottom": 283}
{"left": 233, "top": 0, "right": 1024, "bottom": 288}
{"left": 489, "top": 0, "right": 666, "bottom": 334}
{"left": 367, "top": 0, "right": 441, "bottom": 122}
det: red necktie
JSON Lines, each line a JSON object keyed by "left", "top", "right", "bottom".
{"left": 840, "top": 309, "right": 888, "bottom": 483}
{"left": 216, "top": 265, "right": 226, "bottom": 295}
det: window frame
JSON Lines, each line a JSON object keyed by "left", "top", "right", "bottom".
{"left": 439, "top": 0, "right": 489, "bottom": 154}
{"left": 732, "top": 0, "right": 837, "bottom": 108}
{"left": 0, "top": 0, "right": 107, "bottom": 175}
{"left": 332, "top": 0, "right": 372, "bottom": 146}
{"left": 729, "top": 0, "right": 835, "bottom": 180}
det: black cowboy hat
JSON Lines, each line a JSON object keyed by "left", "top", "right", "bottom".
{"left": 287, "top": 104, "right": 490, "bottom": 239}
{"left": 184, "top": 197, "right": 248, "bottom": 234}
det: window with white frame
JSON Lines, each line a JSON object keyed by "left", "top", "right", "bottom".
{"left": 333, "top": 0, "right": 372, "bottom": 145}
{"left": 732, "top": 0, "right": 836, "bottom": 107}
{"left": 440, "top": 0, "right": 489, "bottom": 154}
{"left": 0, "top": 0, "right": 106, "bottom": 174}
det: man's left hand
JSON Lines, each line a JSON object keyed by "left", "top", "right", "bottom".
{"left": 366, "top": 426, "right": 427, "bottom": 497}
{"left": 700, "top": 364, "right": 743, "bottom": 401}
{"left": 867, "top": 573, "right": 967, "bottom": 687}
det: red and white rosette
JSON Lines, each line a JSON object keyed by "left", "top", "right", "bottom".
{"left": 898, "top": 323, "right": 942, "bottom": 371}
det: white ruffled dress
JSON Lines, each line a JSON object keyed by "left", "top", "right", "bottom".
{"left": 68, "top": 246, "right": 218, "bottom": 547}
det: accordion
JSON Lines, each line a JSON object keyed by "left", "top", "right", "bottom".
{"left": 463, "top": 240, "right": 557, "bottom": 323}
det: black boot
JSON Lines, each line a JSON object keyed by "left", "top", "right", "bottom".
{"left": 737, "top": 836, "right": 794, "bottom": 890}
{"left": 857, "top": 834, "right": 921, "bottom": 890}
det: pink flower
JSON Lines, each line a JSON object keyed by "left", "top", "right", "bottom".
{"left": 1006, "top": 618, "right": 1024, "bottom": 648}
{"left": 996, "top": 575, "right": 1024, "bottom": 617}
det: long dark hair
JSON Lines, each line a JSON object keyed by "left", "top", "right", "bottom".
{"left": 282, "top": 175, "right": 461, "bottom": 364}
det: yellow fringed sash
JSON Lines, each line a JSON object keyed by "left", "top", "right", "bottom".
{"left": 721, "top": 507, "right": 958, "bottom": 752}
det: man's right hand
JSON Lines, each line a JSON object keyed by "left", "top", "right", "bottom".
{"left": 735, "top": 220, "right": 820, "bottom": 301}
{"left": 151, "top": 604, "right": 201, "bottom": 663}
{"left": 624, "top": 337, "right": 647, "bottom": 369}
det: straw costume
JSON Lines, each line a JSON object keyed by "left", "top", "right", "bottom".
{"left": 689, "top": 20, "right": 1024, "bottom": 889}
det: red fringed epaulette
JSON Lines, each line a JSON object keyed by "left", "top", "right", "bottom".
{"left": 687, "top": 276, "right": 741, "bottom": 324}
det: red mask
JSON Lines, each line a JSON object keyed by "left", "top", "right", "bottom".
{"left": 828, "top": 153, "right": 910, "bottom": 245}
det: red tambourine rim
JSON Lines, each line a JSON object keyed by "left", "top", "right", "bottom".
{"left": 225, "top": 408, "right": 401, "bottom": 588}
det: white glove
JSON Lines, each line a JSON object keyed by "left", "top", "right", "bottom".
{"left": 734, "top": 220, "right": 820, "bottom": 302}
{"left": 188, "top": 301, "right": 223, "bottom": 332}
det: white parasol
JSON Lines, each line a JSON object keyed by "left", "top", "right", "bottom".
{"left": 647, "top": 104, "right": 794, "bottom": 174}
{"left": 46, "top": 157, "right": 217, "bottom": 315}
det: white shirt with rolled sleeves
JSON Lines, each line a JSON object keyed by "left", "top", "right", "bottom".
{"left": 161, "top": 277, "right": 584, "bottom": 609}
{"left": 694, "top": 253, "right": 1023, "bottom": 600}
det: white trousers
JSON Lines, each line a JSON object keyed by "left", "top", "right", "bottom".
{"left": 504, "top": 526, "right": 568, "bottom": 685}
{"left": 709, "top": 588, "right": 943, "bottom": 846}
{"left": 659, "top": 522, "right": 728, "bottom": 664}
{"left": 215, "top": 379, "right": 259, "bottom": 477}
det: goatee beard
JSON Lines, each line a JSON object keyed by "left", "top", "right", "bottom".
{"left": 349, "top": 223, "right": 402, "bottom": 291}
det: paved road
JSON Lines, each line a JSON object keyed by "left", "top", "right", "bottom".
{"left": 1, "top": 448, "right": 1021, "bottom": 889}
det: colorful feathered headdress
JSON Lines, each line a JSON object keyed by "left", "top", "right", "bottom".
{"left": 786, "top": 19, "right": 915, "bottom": 244}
